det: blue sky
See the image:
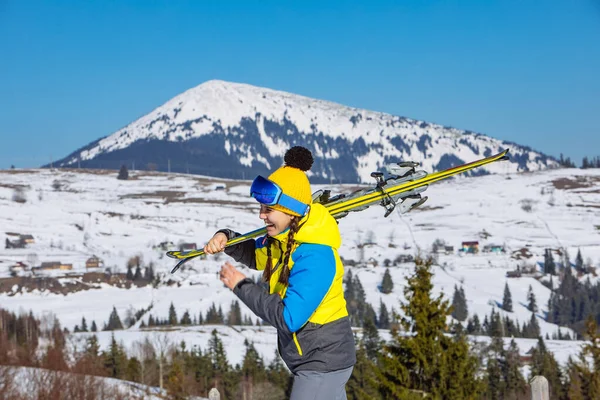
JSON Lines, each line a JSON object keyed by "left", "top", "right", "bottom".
{"left": 1, "top": 0, "right": 599, "bottom": 169}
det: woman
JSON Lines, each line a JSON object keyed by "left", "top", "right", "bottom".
{"left": 204, "top": 146, "right": 356, "bottom": 400}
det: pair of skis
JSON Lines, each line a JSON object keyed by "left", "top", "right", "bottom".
{"left": 167, "top": 149, "right": 509, "bottom": 273}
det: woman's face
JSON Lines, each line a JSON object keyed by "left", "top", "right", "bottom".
{"left": 259, "top": 204, "right": 293, "bottom": 236}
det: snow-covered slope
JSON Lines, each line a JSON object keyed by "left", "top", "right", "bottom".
{"left": 1, "top": 166, "right": 599, "bottom": 366}
{"left": 52, "top": 80, "right": 557, "bottom": 182}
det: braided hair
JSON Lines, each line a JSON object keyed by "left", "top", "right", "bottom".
{"left": 262, "top": 216, "right": 300, "bottom": 286}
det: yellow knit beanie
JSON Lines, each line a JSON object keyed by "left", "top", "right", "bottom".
{"left": 268, "top": 146, "right": 313, "bottom": 216}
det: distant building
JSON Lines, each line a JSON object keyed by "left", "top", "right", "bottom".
{"left": 154, "top": 241, "right": 175, "bottom": 251}
{"left": 20, "top": 234, "right": 35, "bottom": 244}
{"left": 38, "top": 261, "right": 73, "bottom": 271}
{"left": 86, "top": 256, "right": 104, "bottom": 269}
{"left": 483, "top": 244, "right": 505, "bottom": 254}
{"left": 9, "top": 262, "right": 29, "bottom": 273}
{"left": 461, "top": 241, "right": 479, "bottom": 254}
{"left": 444, "top": 246, "right": 454, "bottom": 255}
{"left": 4, "top": 233, "right": 34, "bottom": 249}
{"left": 180, "top": 243, "right": 197, "bottom": 252}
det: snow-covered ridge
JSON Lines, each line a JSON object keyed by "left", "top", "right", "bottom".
{"left": 54, "top": 80, "right": 557, "bottom": 182}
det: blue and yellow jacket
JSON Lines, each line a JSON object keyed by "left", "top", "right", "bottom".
{"left": 221, "top": 203, "right": 356, "bottom": 373}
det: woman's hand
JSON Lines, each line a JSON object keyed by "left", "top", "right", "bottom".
{"left": 204, "top": 232, "right": 228, "bottom": 254}
{"left": 219, "top": 262, "right": 246, "bottom": 290}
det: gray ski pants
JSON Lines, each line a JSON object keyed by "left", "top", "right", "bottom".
{"left": 289, "top": 366, "right": 354, "bottom": 400}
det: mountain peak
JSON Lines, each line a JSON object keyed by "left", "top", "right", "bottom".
{"left": 52, "top": 80, "right": 557, "bottom": 182}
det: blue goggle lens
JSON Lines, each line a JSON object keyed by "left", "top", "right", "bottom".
{"left": 250, "top": 176, "right": 281, "bottom": 205}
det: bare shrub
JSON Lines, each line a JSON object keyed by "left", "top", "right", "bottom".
{"left": 520, "top": 199, "right": 534, "bottom": 213}
{"left": 12, "top": 188, "right": 27, "bottom": 203}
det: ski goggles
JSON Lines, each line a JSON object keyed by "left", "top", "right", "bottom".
{"left": 250, "top": 175, "right": 309, "bottom": 216}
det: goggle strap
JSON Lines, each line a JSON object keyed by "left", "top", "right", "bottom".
{"left": 278, "top": 193, "right": 309, "bottom": 216}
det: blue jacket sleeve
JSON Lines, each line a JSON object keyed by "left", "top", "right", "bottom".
{"left": 233, "top": 243, "right": 336, "bottom": 333}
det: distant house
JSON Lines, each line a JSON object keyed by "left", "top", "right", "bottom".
{"left": 444, "top": 246, "right": 454, "bottom": 255}
{"left": 180, "top": 243, "right": 197, "bottom": 252}
{"left": 86, "top": 256, "right": 104, "bottom": 269}
{"left": 39, "top": 261, "right": 73, "bottom": 271}
{"left": 4, "top": 233, "right": 34, "bottom": 249}
{"left": 20, "top": 234, "right": 35, "bottom": 244}
{"left": 155, "top": 241, "right": 175, "bottom": 251}
{"left": 9, "top": 262, "right": 29, "bottom": 274}
{"left": 483, "top": 244, "right": 505, "bottom": 254}
{"left": 394, "top": 254, "right": 414, "bottom": 265}
{"left": 461, "top": 241, "right": 479, "bottom": 254}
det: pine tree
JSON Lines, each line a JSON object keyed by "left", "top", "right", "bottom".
{"left": 240, "top": 339, "right": 267, "bottom": 398}
{"left": 81, "top": 316, "right": 88, "bottom": 332}
{"left": 103, "top": 333, "right": 127, "bottom": 378}
{"left": 209, "top": 329, "right": 229, "bottom": 394}
{"left": 502, "top": 282, "right": 513, "bottom": 312}
{"left": 347, "top": 339, "right": 381, "bottom": 400}
{"left": 106, "top": 307, "right": 124, "bottom": 330}
{"left": 504, "top": 339, "right": 527, "bottom": 398}
{"left": 378, "top": 299, "right": 390, "bottom": 329}
{"left": 544, "top": 249, "right": 556, "bottom": 275}
{"left": 145, "top": 265, "right": 156, "bottom": 282}
{"left": 267, "top": 351, "right": 292, "bottom": 397}
{"left": 180, "top": 310, "right": 192, "bottom": 325}
{"left": 466, "top": 314, "right": 481, "bottom": 335}
{"left": 451, "top": 285, "right": 468, "bottom": 322}
{"left": 117, "top": 165, "right": 129, "bottom": 180}
{"left": 527, "top": 285, "right": 538, "bottom": 313}
{"left": 91, "top": 320, "right": 97, "bottom": 332}
{"left": 134, "top": 265, "right": 142, "bottom": 281}
{"left": 381, "top": 268, "right": 394, "bottom": 294}
{"left": 362, "top": 313, "right": 381, "bottom": 362}
{"left": 168, "top": 302, "right": 178, "bottom": 325}
{"left": 377, "top": 257, "right": 483, "bottom": 399}
{"left": 126, "top": 266, "right": 134, "bottom": 280}
{"left": 530, "top": 337, "right": 564, "bottom": 399}
{"left": 575, "top": 249, "right": 584, "bottom": 273}
{"left": 227, "top": 300, "right": 242, "bottom": 326}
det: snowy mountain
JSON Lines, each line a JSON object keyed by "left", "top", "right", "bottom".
{"left": 1, "top": 166, "right": 599, "bottom": 366}
{"left": 51, "top": 80, "right": 557, "bottom": 182}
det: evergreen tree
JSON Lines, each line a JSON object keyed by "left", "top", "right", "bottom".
{"left": 451, "top": 285, "right": 468, "bottom": 322}
{"left": 378, "top": 299, "right": 390, "bottom": 329}
{"left": 81, "top": 316, "right": 88, "bottom": 332}
{"left": 544, "top": 249, "right": 556, "bottom": 275}
{"left": 504, "top": 339, "right": 527, "bottom": 398}
{"left": 168, "top": 302, "right": 178, "bottom": 325}
{"left": 126, "top": 266, "right": 134, "bottom": 280}
{"left": 117, "top": 165, "right": 129, "bottom": 180}
{"left": 502, "top": 282, "right": 513, "bottom": 312}
{"left": 530, "top": 337, "right": 564, "bottom": 399}
{"left": 103, "top": 333, "right": 127, "bottom": 378}
{"left": 466, "top": 314, "right": 481, "bottom": 335}
{"left": 575, "top": 249, "right": 584, "bottom": 273}
{"left": 267, "top": 351, "right": 292, "bottom": 397}
{"left": 227, "top": 300, "right": 242, "bottom": 326}
{"left": 377, "top": 257, "right": 483, "bottom": 399}
{"left": 145, "top": 265, "right": 156, "bottom": 282}
{"left": 362, "top": 313, "right": 381, "bottom": 362}
{"left": 134, "top": 265, "right": 142, "bottom": 281}
{"left": 527, "top": 285, "right": 538, "bottom": 313}
{"left": 208, "top": 329, "right": 230, "bottom": 394}
{"left": 180, "top": 310, "right": 192, "bottom": 325}
{"left": 91, "top": 320, "right": 97, "bottom": 332}
{"left": 381, "top": 268, "right": 394, "bottom": 294}
{"left": 106, "top": 307, "right": 124, "bottom": 330}
{"left": 240, "top": 339, "right": 267, "bottom": 398}
{"left": 347, "top": 338, "right": 381, "bottom": 400}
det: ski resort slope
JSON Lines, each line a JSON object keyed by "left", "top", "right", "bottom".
{"left": 0, "top": 166, "right": 599, "bottom": 365}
